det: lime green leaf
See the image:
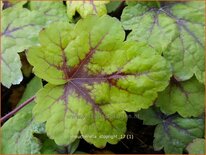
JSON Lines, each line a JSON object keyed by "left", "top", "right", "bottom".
{"left": 30, "top": 1, "right": 69, "bottom": 25}
{"left": 27, "top": 15, "right": 171, "bottom": 148}
{"left": 1, "top": 77, "right": 43, "bottom": 154}
{"left": 186, "top": 138, "right": 205, "bottom": 154}
{"left": 121, "top": 2, "right": 205, "bottom": 83}
{"left": 27, "top": 22, "right": 74, "bottom": 85}
{"left": 156, "top": 76, "right": 204, "bottom": 117}
{"left": 1, "top": 6, "right": 45, "bottom": 88}
{"left": 33, "top": 83, "right": 128, "bottom": 148}
{"left": 137, "top": 107, "right": 205, "bottom": 154}
{"left": 67, "top": 0, "right": 109, "bottom": 20}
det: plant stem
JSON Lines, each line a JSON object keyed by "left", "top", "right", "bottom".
{"left": 0, "top": 96, "right": 36, "bottom": 123}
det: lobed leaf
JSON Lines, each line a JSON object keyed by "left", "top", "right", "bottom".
{"left": 121, "top": 2, "right": 205, "bottom": 83}
{"left": 137, "top": 107, "right": 205, "bottom": 154}
{"left": 30, "top": 1, "right": 69, "bottom": 25}
{"left": 1, "top": 2, "right": 70, "bottom": 88}
{"left": 67, "top": 0, "right": 109, "bottom": 20}
{"left": 156, "top": 76, "right": 205, "bottom": 117}
{"left": 1, "top": 6, "right": 45, "bottom": 87}
{"left": 1, "top": 77, "right": 44, "bottom": 154}
{"left": 27, "top": 15, "right": 171, "bottom": 148}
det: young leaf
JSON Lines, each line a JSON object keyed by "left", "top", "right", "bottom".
{"left": 27, "top": 15, "right": 171, "bottom": 148}
{"left": 156, "top": 76, "right": 205, "bottom": 117}
{"left": 29, "top": 1, "right": 69, "bottom": 25}
{"left": 121, "top": 2, "right": 205, "bottom": 83}
{"left": 137, "top": 107, "right": 205, "bottom": 154}
{"left": 1, "top": 6, "right": 45, "bottom": 87}
{"left": 186, "top": 138, "right": 205, "bottom": 154}
{"left": 1, "top": 77, "right": 44, "bottom": 154}
{"left": 67, "top": 0, "right": 109, "bottom": 20}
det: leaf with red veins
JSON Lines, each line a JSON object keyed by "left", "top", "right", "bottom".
{"left": 27, "top": 22, "right": 75, "bottom": 85}
{"left": 28, "top": 15, "right": 171, "bottom": 148}
{"left": 66, "top": 0, "right": 109, "bottom": 20}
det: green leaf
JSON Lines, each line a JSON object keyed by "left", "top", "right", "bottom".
{"left": 121, "top": 2, "right": 205, "bottom": 83}
{"left": 29, "top": 1, "right": 69, "bottom": 25}
{"left": 27, "top": 15, "right": 171, "bottom": 148}
{"left": 156, "top": 76, "right": 205, "bottom": 117}
{"left": 136, "top": 107, "right": 162, "bottom": 125}
{"left": 40, "top": 137, "right": 65, "bottom": 154}
{"left": 1, "top": 51, "right": 23, "bottom": 87}
{"left": 67, "top": 0, "right": 109, "bottom": 20}
{"left": 67, "top": 139, "right": 80, "bottom": 154}
{"left": 106, "top": 1, "right": 122, "bottom": 13}
{"left": 1, "top": 2, "right": 69, "bottom": 88}
{"left": 1, "top": 77, "right": 43, "bottom": 154}
{"left": 186, "top": 138, "right": 205, "bottom": 154}
{"left": 6, "top": 0, "right": 27, "bottom": 8}
{"left": 1, "top": 6, "right": 45, "bottom": 88}
{"left": 40, "top": 137, "right": 80, "bottom": 154}
{"left": 137, "top": 107, "right": 205, "bottom": 154}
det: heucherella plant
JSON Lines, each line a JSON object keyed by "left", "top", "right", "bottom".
{"left": 26, "top": 15, "right": 171, "bottom": 147}
{"left": 1, "top": 1, "right": 205, "bottom": 154}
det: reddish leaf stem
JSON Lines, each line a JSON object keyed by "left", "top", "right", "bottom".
{"left": 0, "top": 96, "right": 36, "bottom": 123}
